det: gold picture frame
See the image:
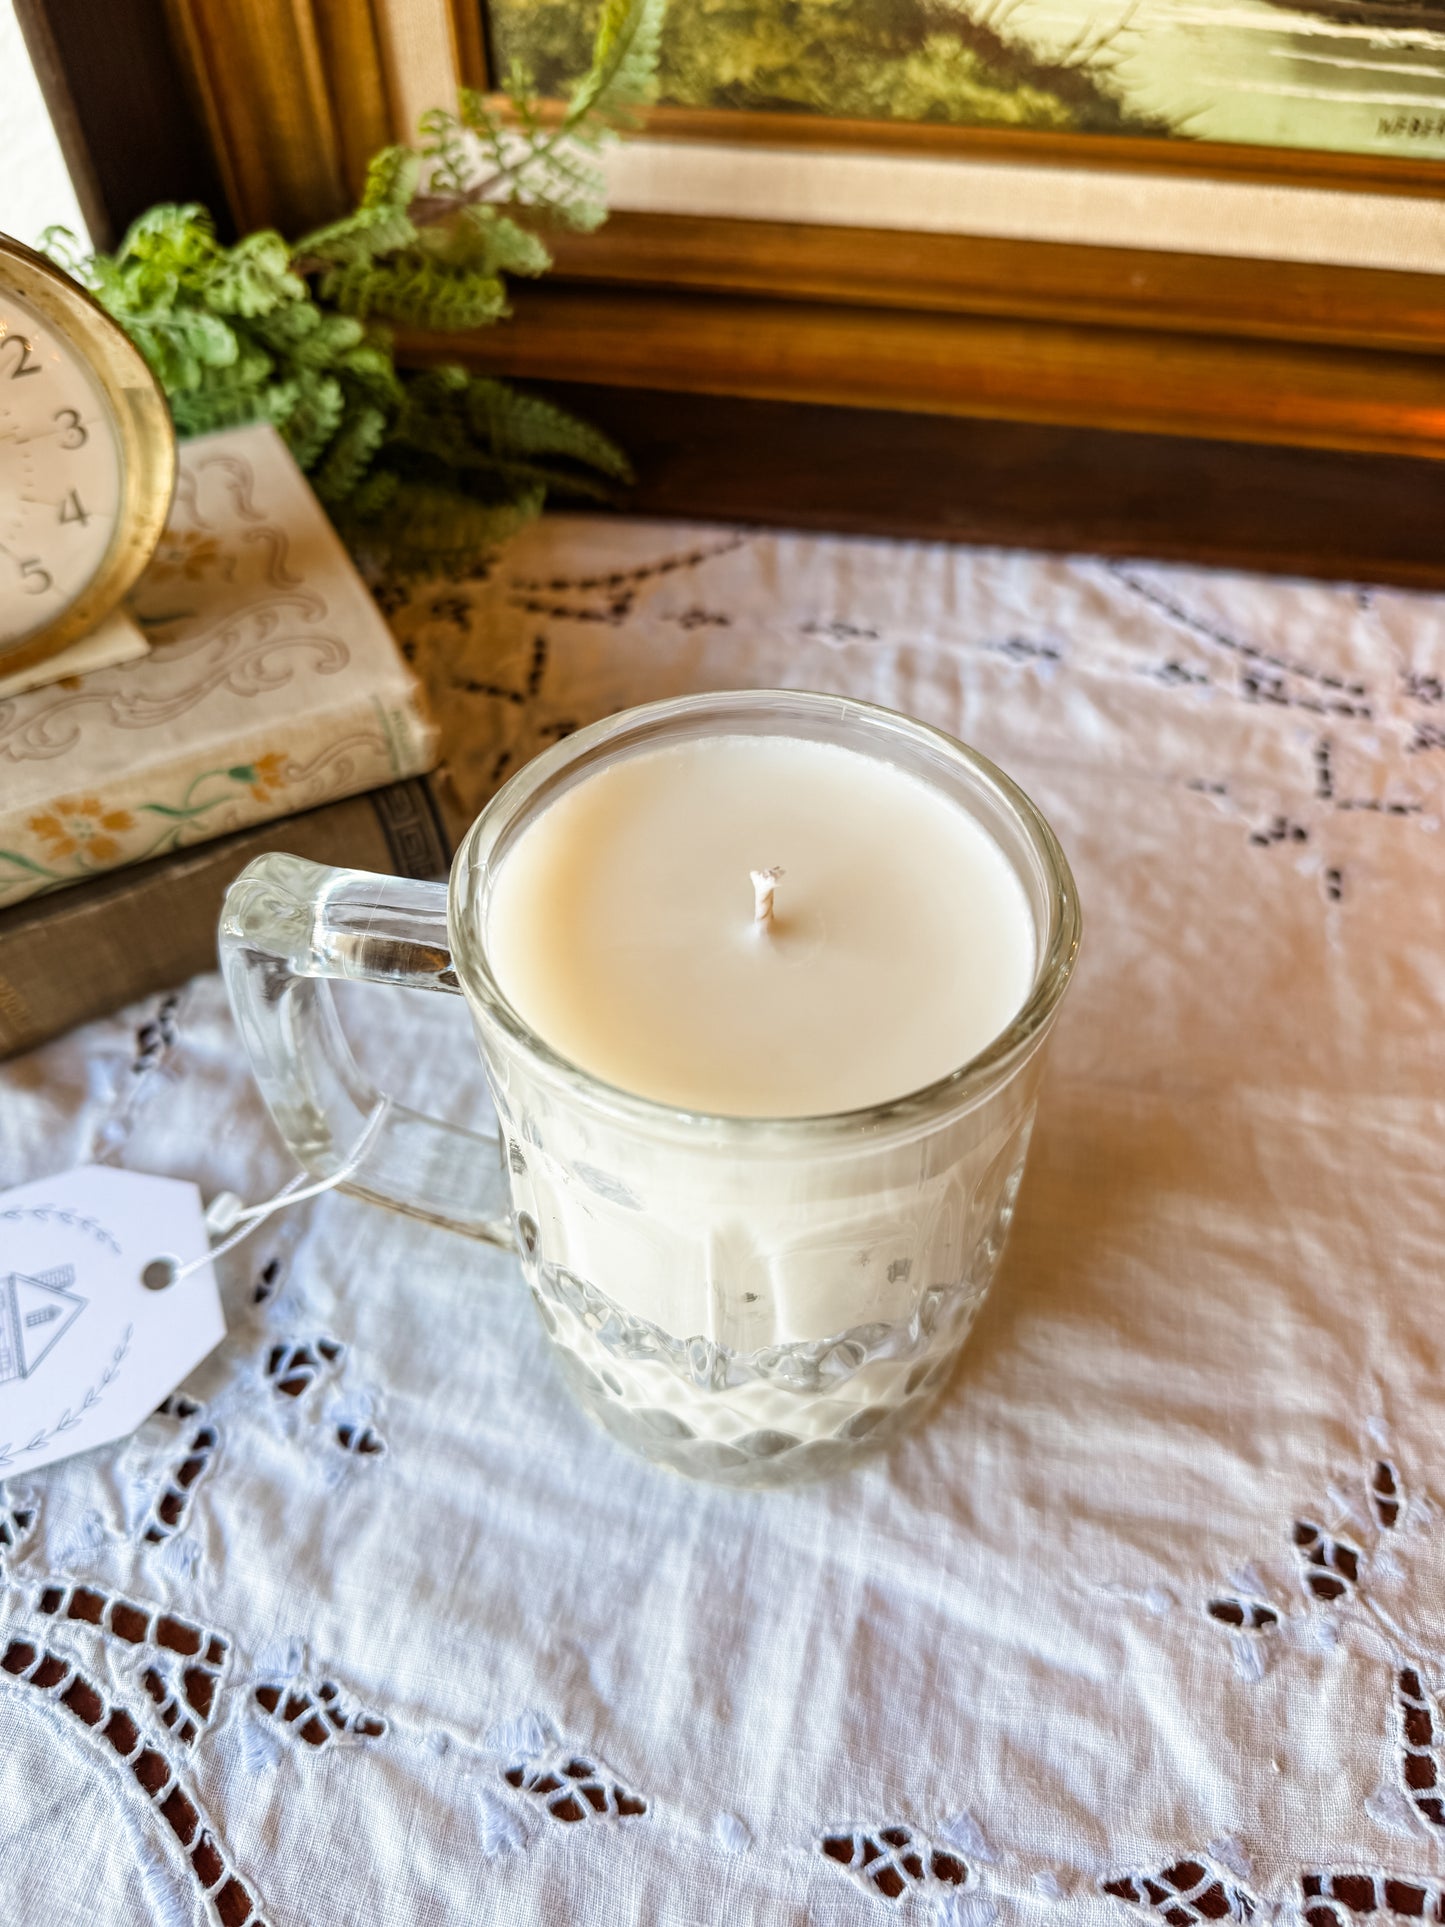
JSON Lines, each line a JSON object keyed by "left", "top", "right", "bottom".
{"left": 160, "top": 0, "right": 1445, "bottom": 474}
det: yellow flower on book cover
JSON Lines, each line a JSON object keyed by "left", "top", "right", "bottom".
{"left": 10, "top": 763, "right": 306, "bottom": 889}
{"left": 27, "top": 798, "right": 137, "bottom": 865}
{"left": 237, "top": 752, "right": 287, "bottom": 802}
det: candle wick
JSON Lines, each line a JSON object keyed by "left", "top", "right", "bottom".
{"left": 751, "top": 866, "right": 784, "bottom": 929}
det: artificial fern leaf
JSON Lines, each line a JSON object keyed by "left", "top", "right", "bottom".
{"left": 313, "top": 404, "right": 390, "bottom": 505}
{"left": 363, "top": 144, "right": 423, "bottom": 210}
{"left": 417, "top": 109, "right": 474, "bottom": 195}
{"left": 203, "top": 231, "right": 303, "bottom": 317}
{"left": 115, "top": 204, "right": 217, "bottom": 273}
{"left": 250, "top": 303, "right": 324, "bottom": 355}
{"left": 344, "top": 468, "right": 401, "bottom": 521}
{"left": 242, "top": 376, "right": 305, "bottom": 433}
{"left": 170, "top": 380, "right": 273, "bottom": 436}
{"left": 335, "top": 342, "right": 405, "bottom": 409}
{"left": 387, "top": 365, "right": 483, "bottom": 472}
{"left": 37, "top": 225, "right": 87, "bottom": 278}
{"left": 319, "top": 256, "right": 509, "bottom": 329}
{"left": 166, "top": 341, "right": 280, "bottom": 434}
{"left": 182, "top": 312, "right": 242, "bottom": 365}
{"left": 365, "top": 479, "right": 545, "bottom": 574}
{"left": 499, "top": 141, "right": 609, "bottom": 231}
{"left": 123, "top": 310, "right": 239, "bottom": 393}
{"left": 282, "top": 375, "right": 347, "bottom": 469}
{"left": 496, "top": 66, "right": 538, "bottom": 124}
{"left": 295, "top": 147, "right": 421, "bottom": 266}
{"left": 467, "top": 381, "right": 633, "bottom": 481}
{"left": 396, "top": 364, "right": 471, "bottom": 406}
{"left": 295, "top": 202, "right": 419, "bottom": 267}
{"left": 291, "top": 311, "right": 368, "bottom": 366}
{"left": 190, "top": 344, "right": 274, "bottom": 394}
{"left": 459, "top": 206, "right": 552, "bottom": 278}
{"left": 568, "top": 0, "right": 665, "bottom": 127}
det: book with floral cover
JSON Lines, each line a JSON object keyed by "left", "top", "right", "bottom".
{"left": 0, "top": 422, "right": 438, "bottom": 909}
{"left": 0, "top": 775, "right": 452, "bottom": 1059}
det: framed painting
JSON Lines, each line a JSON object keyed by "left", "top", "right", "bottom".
{"left": 484, "top": 0, "right": 1445, "bottom": 165}
{"left": 469, "top": 0, "right": 1445, "bottom": 279}
{"left": 20, "top": 0, "right": 1445, "bottom": 576}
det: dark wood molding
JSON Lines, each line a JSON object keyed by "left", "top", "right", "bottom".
{"left": 454, "top": 0, "right": 491, "bottom": 93}
{"left": 310, "top": 0, "right": 399, "bottom": 201}
{"left": 520, "top": 382, "right": 1445, "bottom": 589}
{"left": 163, "top": 0, "right": 354, "bottom": 235}
{"left": 403, "top": 282, "right": 1445, "bottom": 462}
{"left": 550, "top": 212, "right": 1445, "bottom": 353}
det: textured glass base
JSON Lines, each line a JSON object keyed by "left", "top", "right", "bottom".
{"left": 517, "top": 1123, "right": 1031, "bottom": 1487}
{"left": 526, "top": 1256, "right": 995, "bottom": 1490}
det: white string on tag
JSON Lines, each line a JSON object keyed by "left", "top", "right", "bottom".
{"left": 140, "top": 1098, "right": 391, "bottom": 1291}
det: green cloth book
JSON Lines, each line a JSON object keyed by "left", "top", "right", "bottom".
{"left": 0, "top": 777, "right": 452, "bottom": 1059}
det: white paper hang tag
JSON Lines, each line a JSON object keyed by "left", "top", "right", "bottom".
{"left": 0, "top": 1165, "right": 224, "bottom": 1477}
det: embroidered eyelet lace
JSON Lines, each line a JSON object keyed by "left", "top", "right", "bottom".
{"left": 3, "top": 518, "right": 1444, "bottom": 1923}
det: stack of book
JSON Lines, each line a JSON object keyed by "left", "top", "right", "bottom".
{"left": 0, "top": 423, "right": 450, "bottom": 1058}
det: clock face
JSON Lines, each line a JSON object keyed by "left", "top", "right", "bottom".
{"left": 0, "top": 285, "right": 124, "bottom": 647}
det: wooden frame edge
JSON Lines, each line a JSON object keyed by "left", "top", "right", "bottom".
{"left": 629, "top": 104, "right": 1445, "bottom": 199}
{"left": 165, "top": 0, "right": 1445, "bottom": 239}
{"left": 163, "top": 0, "right": 349, "bottom": 232}
{"left": 546, "top": 213, "right": 1445, "bottom": 354}
{"left": 400, "top": 283, "right": 1445, "bottom": 462}
{"left": 440, "top": 0, "right": 1445, "bottom": 200}
{"left": 151, "top": 0, "right": 1445, "bottom": 481}
{"left": 163, "top": 0, "right": 461, "bottom": 234}
{"left": 523, "top": 381, "right": 1445, "bottom": 589}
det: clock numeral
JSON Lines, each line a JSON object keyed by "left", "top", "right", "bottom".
{"left": 53, "top": 408, "right": 87, "bottom": 448}
{"left": 59, "top": 489, "right": 90, "bottom": 526}
{"left": 1, "top": 335, "right": 42, "bottom": 379}
{"left": 19, "top": 558, "right": 54, "bottom": 596}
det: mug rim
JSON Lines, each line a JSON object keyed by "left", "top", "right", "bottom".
{"left": 448, "top": 689, "right": 1082, "bottom": 1141}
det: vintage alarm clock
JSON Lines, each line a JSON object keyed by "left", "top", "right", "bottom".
{"left": 0, "top": 232, "right": 175, "bottom": 682}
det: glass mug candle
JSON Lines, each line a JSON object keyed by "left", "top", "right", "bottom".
{"left": 220, "top": 691, "right": 1081, "bottom": 1487}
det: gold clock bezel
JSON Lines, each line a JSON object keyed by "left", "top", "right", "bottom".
{"left": 0, "top": 233, "right": 177, "bottom": 679}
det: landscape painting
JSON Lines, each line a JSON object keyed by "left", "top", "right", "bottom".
{"left": 484, "top": 0, "right": 1445, "bottom": 158}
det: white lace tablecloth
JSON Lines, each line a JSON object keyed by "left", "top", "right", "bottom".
{"left": 4, "top": 517, "right": 1445, "bottom": 1927}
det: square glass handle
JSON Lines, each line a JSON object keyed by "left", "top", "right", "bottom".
{"left": 219, "top": 853, "right": 514, "bottom": 1246}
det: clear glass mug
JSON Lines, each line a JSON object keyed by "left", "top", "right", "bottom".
{"left": 219, "top": 691, "right": 1081, "bottom": 1488}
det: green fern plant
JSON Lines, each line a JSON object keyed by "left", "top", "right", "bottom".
{"left": 44, "top": 0, "right": 663, "bottom": 574}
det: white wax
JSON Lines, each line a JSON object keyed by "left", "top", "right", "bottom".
{"left": 486, "top": 735, "right": 1035, "bottom": 1117}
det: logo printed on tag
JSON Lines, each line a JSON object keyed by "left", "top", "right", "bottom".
{"left": 0, "top": 1267, "right": 87, "bottom": 1380}
{"left": 0, "top": 1167, "right": 225, "bottom": 1475}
